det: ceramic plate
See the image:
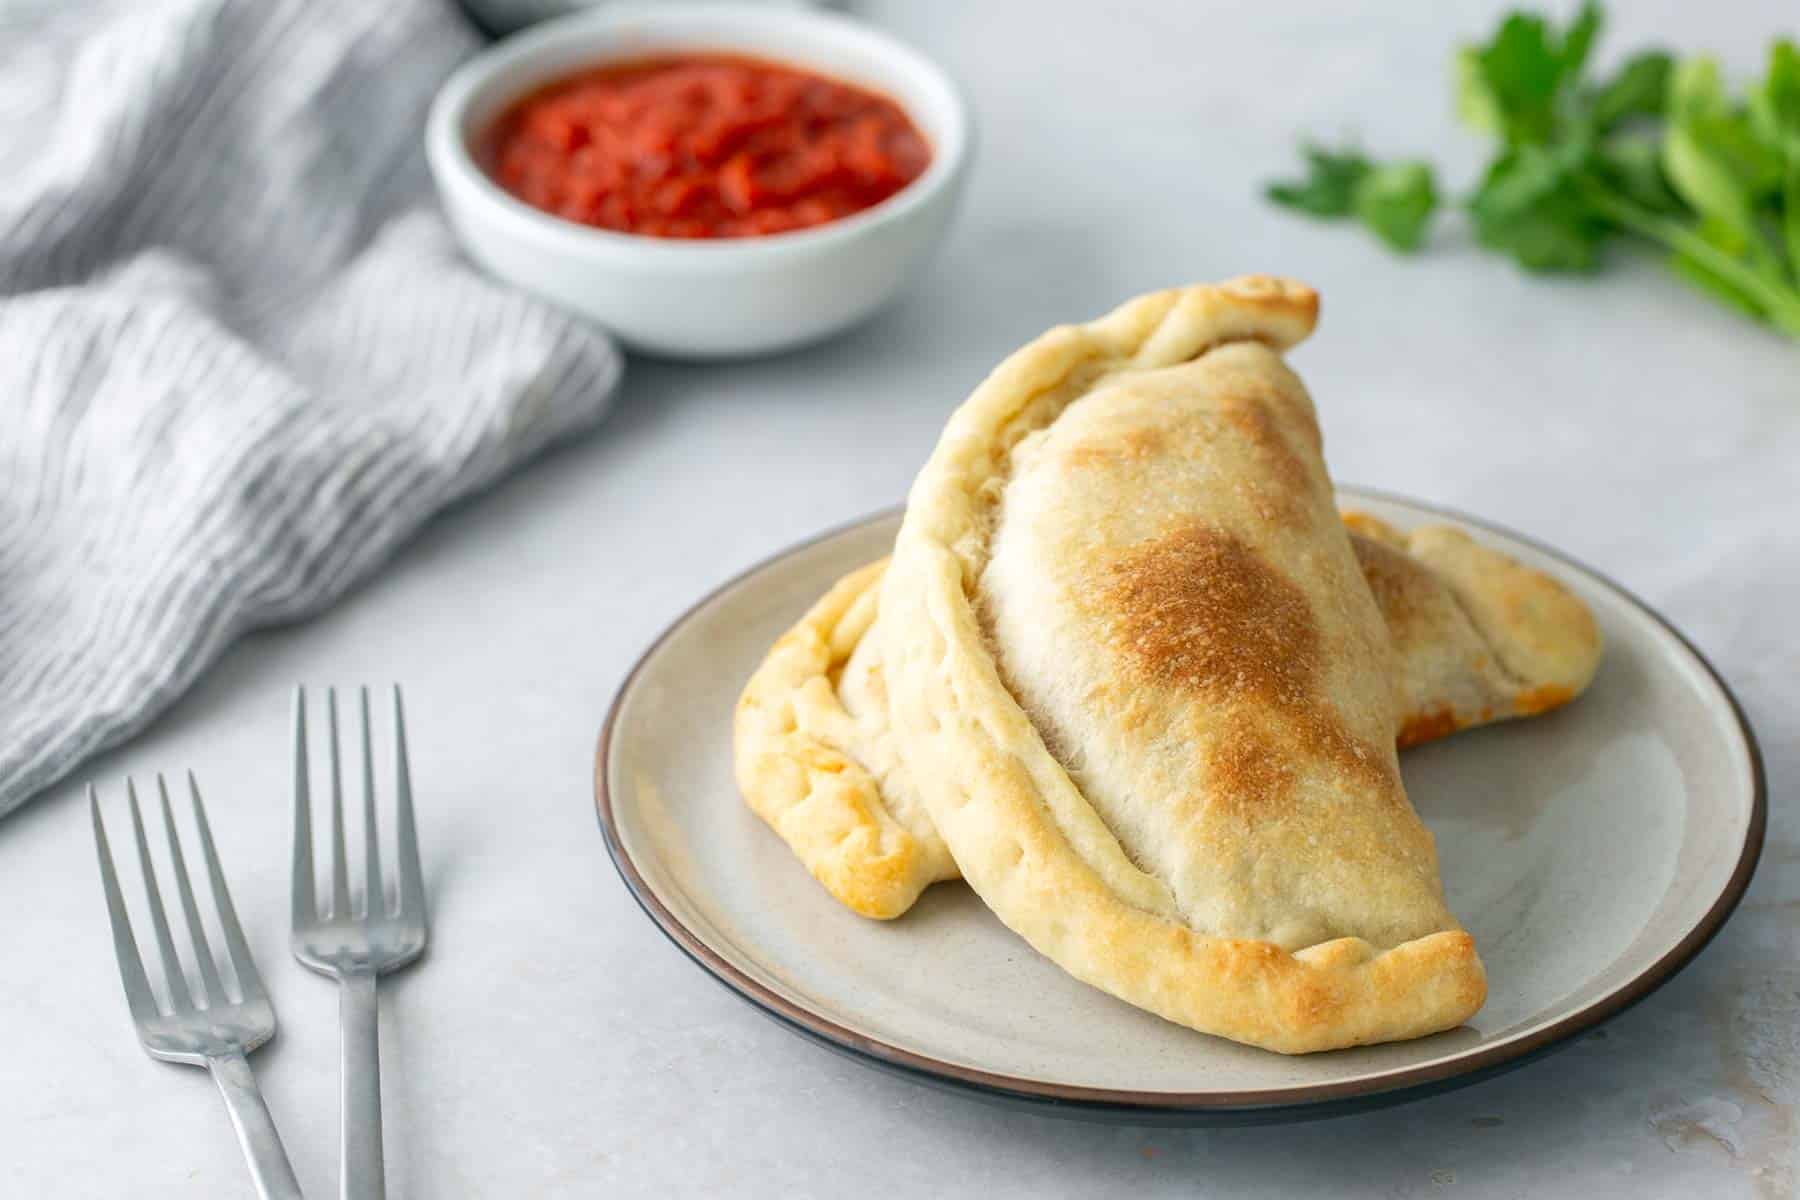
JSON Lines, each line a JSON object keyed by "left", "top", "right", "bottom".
{"left": 594, "top": 490, "right": 1765, "bottom": 1124}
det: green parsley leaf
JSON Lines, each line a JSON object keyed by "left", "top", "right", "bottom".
{"left": 1265, "top": 145, "right": 1372, "bottom": 217}
{"left": 1589, "top": 52, "right": 1673, "bottom": 131}
{"left": 1266, "top": 146, "right": 1438, "bottom": 251}
{"left": 1748, "top": 40, "right": 1800, "bottom": 279}
{"left": 1353, "top": 162, "right": 1439, "bottom": 251}
{"left": 1748, "top": 39, "right": 1800, "bottom": 150}
{"left": 1781, "top": 153, "right": 1800, "bottom": 288}
{"left": 1469, "top": 144, "right": 1608, "bottom": 271}
{"left": 1594, "top": 135, "right": 1683, "bottom": 215}
{"left": 1466, "top": 12, "right": 1566, "bottom": 143}
{"left": 1664, "top": 58, "right": 1784, "bottom": 262}
{"left": 1454, "top": 46, "right": 1506, "bottom": 136}
{"left": 1559, "top": 2, "right": 1604, "bottom": 81}
{"left": 1460, "top": 3, "right": 1601, "bottom": 145}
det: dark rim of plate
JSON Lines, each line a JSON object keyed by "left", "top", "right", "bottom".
{"left": 590, "top": 488, "right": 1768, "bottom": 1120}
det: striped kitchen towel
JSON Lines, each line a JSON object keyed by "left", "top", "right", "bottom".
{"left": 0, "top": 0, "right": 623, "bottom": 816}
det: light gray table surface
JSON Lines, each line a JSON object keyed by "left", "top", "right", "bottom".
{"left": 6, "top": 1, "right": 1796, "bottom": 1195}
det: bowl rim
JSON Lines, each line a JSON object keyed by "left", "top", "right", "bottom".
{"left": 425, "top": 2, "right": 973, "bottom": 263}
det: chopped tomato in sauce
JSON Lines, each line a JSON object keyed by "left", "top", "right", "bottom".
{"left": 484, "top": 54, "right": 931, "bottom": 239}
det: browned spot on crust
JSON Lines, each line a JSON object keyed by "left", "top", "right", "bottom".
{"left": 1223, "top": 939, "right": 1284, "bottom": 979}
{"left": 1064, "top": 424, "right": 1166, "bottom": 468}
{"left": 1286, "top": 978, "right": 1342, "bottom": 1029}
{"left": 1396, "top": 706, "right": 1466, "bottom": 750}
{"left": 1218, "top": 397, "right": 1313, "bottom": 526}
{"left": 1222, "top": 398, "right": 1306, "bottom": 488}
{"left": 1102, "top": 522, "right": 1320, "bottom": 707}
{"left": 1305, "top": 708, "right": 1400, "bottom": 795}
{"left": 1514, "top": 683, "right": 1574, "bottom": 716}
{"left": 1205, "top": 718, "right": 1298, "bottom": 814}
{"left": 1101, "top": 521, "right": 1398, "bottom": 814}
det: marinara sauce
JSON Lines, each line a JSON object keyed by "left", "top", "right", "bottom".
{"left": 484, "top": 54, "right": 932, "bottom": 239}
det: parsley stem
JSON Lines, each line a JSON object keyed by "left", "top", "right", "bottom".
{"left": 1578, "top": 179, "right": 1800, "bottom": 337}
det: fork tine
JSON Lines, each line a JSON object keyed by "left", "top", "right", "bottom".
{"left": 327, "top": 687, "right": 351, "bottom": 920}
{"left": 190, "top": 772, "right": 267, "bottom": 1003}
{"left": 128, "top": 778, "right": 193, "bottom": 1013}
{"left": 293, "top": 686, "right": 315, "bottom": 928}
{"left": 159, "top": 774, "right": 223, "bottom": 1007}
{"left": 392, "top": 685, "right": 426, "bottom": 922}
{"left": 92, "top": 786, "right": 160, "bottom": 1023}
{"left": 360, "top": 686, "right": 382, "bottom": 917}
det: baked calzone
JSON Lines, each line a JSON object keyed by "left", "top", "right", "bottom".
{"left": 877, "top": 278, "right": 1482, "bottom": 1052}
{"left": 735, "top": 509, "right": 1600, "bottom": 922}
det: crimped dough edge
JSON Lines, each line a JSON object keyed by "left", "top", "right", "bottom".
{"left": 733, "top": 560, "right": 955, "bottom": 918}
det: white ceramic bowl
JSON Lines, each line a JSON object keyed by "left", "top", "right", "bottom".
{"left": 426, "top": 4, "right": 972, "bottom": 358}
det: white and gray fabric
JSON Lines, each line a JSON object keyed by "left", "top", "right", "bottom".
{"left": 0, "top": 0, "right": 623, "bottom": 816}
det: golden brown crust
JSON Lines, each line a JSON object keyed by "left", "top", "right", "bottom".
{"left": 1396, "top": 706, "right": 1472, "bottom": 750}
{"left": 732, "top": 560, "right": 956, "bottom": 919}
{"left": 1345, "top": 513, "right": 1601, "bottom": 740}
{"left": 878, "top": 279, "right": 1486, "bottom": 1053}
{"left": 736, "top": 516, "right": 1601, "bottom": 923}
{"left": 1406, "top": 524, "right": 1602, "bottom": 696}
{"left": 1097, "top": 520, "right": 1399, "bottom": 814}
{"left": 1101, "top": 522, "right": 1320, "bottom": 707}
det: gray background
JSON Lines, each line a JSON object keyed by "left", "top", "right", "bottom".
{"left": 5, "top": 1, "right": 1795, "bottom": 1195}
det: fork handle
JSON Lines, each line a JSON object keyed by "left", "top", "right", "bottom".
{"left": 339, "top": 972, "right": 386, "bottom": 1200}
{"left": 208, "top": 1052, "right": 304, "bottom": 1200}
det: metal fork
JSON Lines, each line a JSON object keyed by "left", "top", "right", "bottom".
{"left": 91, "top": 774, "right": 303, "bottom": 1200}
{"left": 291, "top": 686, "right": 428, "bottom": 1200}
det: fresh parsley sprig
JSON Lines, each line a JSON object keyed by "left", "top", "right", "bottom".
{"left": 1265, "top": 4, "right": 1800, "bottom": 338}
